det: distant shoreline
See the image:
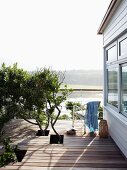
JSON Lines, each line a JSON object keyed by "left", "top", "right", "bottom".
{"left": 61, "top": 83, "right": 102, "bottom": 90}
{"left": 60, "top": 88, "right": 103, "bottom": 91}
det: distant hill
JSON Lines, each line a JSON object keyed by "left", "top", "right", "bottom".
{"left": 63, "top": 70, "right": 103, "bottom": 89}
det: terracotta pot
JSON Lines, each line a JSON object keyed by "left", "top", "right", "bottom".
{"left": 99, "top": 120, "right": 108, "bottom": 138}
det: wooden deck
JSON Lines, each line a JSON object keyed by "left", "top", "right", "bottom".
{"left": 1, "top": 119, "right": 127, "bottom": 170}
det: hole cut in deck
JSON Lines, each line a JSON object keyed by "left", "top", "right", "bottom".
{"left": 15, "top": 149, "right": 27, "bottom": 162}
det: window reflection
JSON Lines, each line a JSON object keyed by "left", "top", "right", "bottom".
{"left": 107, "top": 45, "right": 117, "bottom": 62}
{"left": 107, "top": 67, "right": 118, "bottom": 108}
{"left": 121, "top": 66, "right": 127, "bottom": 114}
{"left": 119, "top": 38, "right": 127, "bottom": 58}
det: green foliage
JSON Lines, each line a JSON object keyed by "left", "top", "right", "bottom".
{"left": 58, "top": 114, "right": 70, "bottom": 120}
{"left": 40, "top": 69, "right": 71, "bottom": 135}
{"left": 66, "top": 101, "right": 82, "bottom": 111}
{"left": 0, "top": 112, "right": 12, "bottom": 139}
{"left": 65, "top": 101, "right": 82, "bottom": 119}
{"left": 38, "top": 111, "right": 48, "bottom": 126}
{"left": 0, "top": 64, "right": 21, "bottom": 130}
{"left": 0, "top": 138, "right": 17, "bottom": 167}
{"left": 98, "top": 106, "right": 103, "bottom": 112}
{"left": 0, "top": 63, "right": 71, "bottom": 135}
{"left": 0, "top": 63, "right": 29, "bottom": 134}
{"left": 98, "top": 106, "right": 103, "bottom": 119}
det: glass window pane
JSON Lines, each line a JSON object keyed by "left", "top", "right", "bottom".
{"left": 107, "top": 45, "right": 117, "bottom": 62}
{"left": 107, "top": 67, "right": 118, "bottom": 108}
{"left": 121, "top": 65, "right": 127, "bottom": 114}
{"left": 119, "top": 38, "right": 127, "bottom": 58}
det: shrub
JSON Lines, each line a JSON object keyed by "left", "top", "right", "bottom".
{"left": 0, "top": 138, "right": 17, "bottom": 167}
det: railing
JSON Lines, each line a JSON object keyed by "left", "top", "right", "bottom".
{"left": 59, "top": 88, "right": 103, "bottom": 130}
{"left": 72, "top": 105, "right": 86, "bottom": 128}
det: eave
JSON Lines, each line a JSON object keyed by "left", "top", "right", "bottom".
{"left": 97, "top": 0, "right": 122, "bottom": 34}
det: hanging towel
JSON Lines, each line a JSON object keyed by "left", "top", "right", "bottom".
{"left": 85, "top": 101, "right": 100, "bottom": 132}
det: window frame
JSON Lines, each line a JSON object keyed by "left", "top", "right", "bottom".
{"left": 105, "top": 33, "right": 127, "bottom": 117}
{"left": 105, "top": 41, "right": 117, "bottom": 64}
{"left": 118, "top": 33, "right": 127, "bottom": 60}
{"left": 120, "top": 63, "right": 127, "bottom": 118}
{"left": 106, "top": 64, "right": 119, "bottom": 112}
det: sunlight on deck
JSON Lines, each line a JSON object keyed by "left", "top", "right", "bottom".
{"left": 1, "top": 119, "right": 127, "bottom": 170}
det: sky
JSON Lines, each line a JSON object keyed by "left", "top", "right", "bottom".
{"left": 0, "top": 0, "right": 111, "bottom": 71}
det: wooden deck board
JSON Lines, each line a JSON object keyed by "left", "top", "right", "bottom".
{"left": 1, "top": 119, "right": 127, "bottom": 169}
{"left": 1, "top": 168, "right": 127, "bottom": 170}
{"left": 2, "top": 136, "right": 127, "bottom": 169}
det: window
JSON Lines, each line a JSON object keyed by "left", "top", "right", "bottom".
{"left": 121, "top": 65, "right": 127, "bottom": 116}
{"left": 105, "top": 33, "right": 127, "bottom": 116}
{"left": 106, "top": 45, "right": 117, "bottom": 62}
{"left": 107, "top": 67, "right": 118, "bottom": 108}
{"left": 119, "top": 37, "right": 127, "bottom": 59}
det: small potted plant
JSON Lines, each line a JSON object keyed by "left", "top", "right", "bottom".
{"left": 98, "top": 106, "right": 103, "bottom": 120}
{"left": 65, "top": 101, "right": 82, "bottom": 119}
{"left": 65, "top": 101, "right": 82, "bottom": 135}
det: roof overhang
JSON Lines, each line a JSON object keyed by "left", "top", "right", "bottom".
{"left": 97, "top": 0, "right": 122, "bottom": 34}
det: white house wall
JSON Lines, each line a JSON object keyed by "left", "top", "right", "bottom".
{"left": 103, "top": 0, "right": 127, "bottom": 46}
{"left": 102, "top": 0, "right": 127, "bottom": 158}
{"left": 104, "top": 106, "right": 127, "bottom": 157}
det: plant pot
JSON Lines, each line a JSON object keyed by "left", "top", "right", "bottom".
{"left": 99, "top": 119, "right": 108, "bottom": 138}
{"left": 66, "top": 129, "right": 76, "bottom": 135}
{"left": 36, "top": 130, "right": 50, "bottom": 136}
{"left": 14, "top": 149, "right": 27, "bottom": 162}
{"left": 50, "top": 134, "right": 64, "bottom": 144}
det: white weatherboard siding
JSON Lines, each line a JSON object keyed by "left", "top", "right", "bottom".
{"left": 103, "top": 0, "right": 127, "bottom": 46}
{"left": 104, "top": 107, "right": 127, "bottom": 157}
{"left": 98, "top": 0, "right": 127, "bottom": 158}
{"left": 102, "top": 0, "right": 127, "bottom": 158}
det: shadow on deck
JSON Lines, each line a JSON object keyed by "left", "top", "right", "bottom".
{"left": 1, "top": 119, "right": 127, "bottom": 170}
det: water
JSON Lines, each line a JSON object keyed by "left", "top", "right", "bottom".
{"left": 67, "top": 90, "right": 103, "bottom": 103}
{"left": 60, "top": 90, "right": 103, "bottom": 115}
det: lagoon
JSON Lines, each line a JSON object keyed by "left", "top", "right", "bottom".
{"left": 60, "top": 90, "right": 103, "bottom": 115}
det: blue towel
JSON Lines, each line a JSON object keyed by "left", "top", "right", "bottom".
{"left": 85, "top": 101, "right": 100, "bottom": 132}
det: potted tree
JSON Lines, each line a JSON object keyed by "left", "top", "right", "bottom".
{"left": 0, "top": 64, "right": 50, "bottom": 136}
{"left": 0, "top": 63, "right": 71, "bottom": 140}
{"left": 18, "top": 69, "right": 51, "bottom": 136}
{"left": 42, "top": 69, "right": 71, "bottom": 144}
{"left": 17, "top": 68, "right": 71, "bottom": 138}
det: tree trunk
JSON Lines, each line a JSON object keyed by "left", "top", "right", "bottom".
{"left": 51, "top": 106, "right": 61, "bottom": 136}
{"left": 45, "top": 116, "right": 50, "bottom": 130}
{"left": 36, "top": 119, "right": 44, "bottom": 133}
